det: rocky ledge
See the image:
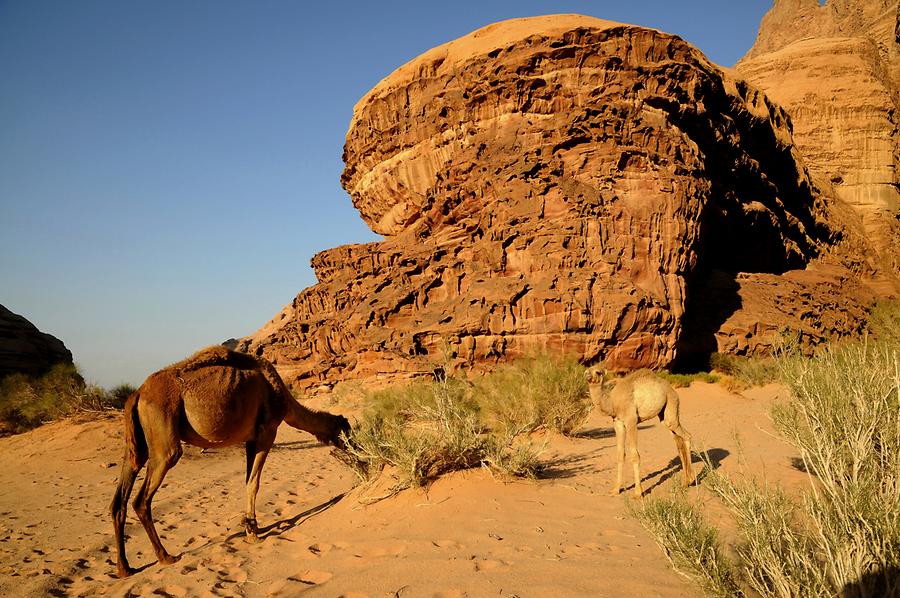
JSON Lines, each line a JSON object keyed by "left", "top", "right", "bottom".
{"left": 241, "top": 14, "right": 892, "bottom": 393}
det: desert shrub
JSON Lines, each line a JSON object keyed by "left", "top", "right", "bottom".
{"left": 108, "top": 384, "right": 136, "bottom": 409}
{"left": 640, "top": 335, "right": 900, "bottom": 597}
{"left": 762, "top": 338, "right": 900, "bottom": 597}
{"left": 344, "top": 353, "right": 586, "bottom": 493}
{"left": 705, "top": 470, "right": 829, "bottom": 597}
{"left": 867, "top": 299, "right": 900, "bottom": 344}
{"left": 708, "top": 352, "right": 739, "bottom": 375}
{"left": 709, "top": 353, "right": 779, "bottom": 389}
{"left": 0, "top": 364, "right": 130, "bottom": 434}
{"left": 474, "top": 352, "right": 590, "bottom": 436}
{"left": 632, "top": 492, "right": 743, "bottom": 598}
{"left": 658, "top": 370, "right": 720, "bottom": 388}
{"left": 343, "top": 375, "right": 542, "bottom": 492}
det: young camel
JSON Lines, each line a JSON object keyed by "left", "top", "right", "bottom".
{"left": 585, "top": 366, "right": 694, "bottom": 498}
{"left": 110, "top": 346, "right": 351, "bottom": 578}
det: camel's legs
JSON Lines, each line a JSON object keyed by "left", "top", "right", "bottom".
{"left": 662, "top": 403, "right": 694, "bottom": 487}
{"left": 611, "top": 419, "right": 626, "bottom": 496}
{"left": 132, "top": 443, "right": 182, "bottom": 566}
{"left": 669, "top": 425, "right": 694, "bottom": 487}
{"left": 625, "top": 418, "right": 643, "bottom": 498}
{"left": 671, "top": 433, "right": 694, "bottom": 486}
{"left": 111, "top": 454, "right": 145, "bottom": 578}
{"left": 243, "top": 440, "right": 272, "bottom": 541}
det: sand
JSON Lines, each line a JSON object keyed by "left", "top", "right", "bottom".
{"left": 0, "top": 381, "right": 807, "bottom": 597}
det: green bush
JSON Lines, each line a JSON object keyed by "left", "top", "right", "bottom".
{"left": 709, "top": 353, "right": 779, "bottom": 388}
{"left": 0, "top": 364, "right": 130, "bottom": 435}
{"left": 658, "top": 370, "right": 720, "bottom": 388}
{"left": 867, "top": 298, "right": 900, "bottom": 344}
{"left": 108, "top": 384, "right": 137, "bottom": 408}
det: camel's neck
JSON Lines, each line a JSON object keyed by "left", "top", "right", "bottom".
{"left": 283, "top": 396, "right": 338, "bottom": 444}
{"left": 588, "top": 383, "right": 615, "bottom": 417}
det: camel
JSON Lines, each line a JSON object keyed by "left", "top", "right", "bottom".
{"left": 585, "top": 366, "right": 694, "bottom": 498}
{"left": 110, "top": 346, "right": 351, "bottom": 578}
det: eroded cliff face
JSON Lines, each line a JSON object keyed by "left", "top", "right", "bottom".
{"left": 240, "top": 15, "right": 863, "bottom": 392}
{"left": 736, "top": 0, "right": 900, "bottom": 271}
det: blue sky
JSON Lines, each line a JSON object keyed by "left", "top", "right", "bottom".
{"left": 0, "top": 1, "right": 773, "bottom": 386}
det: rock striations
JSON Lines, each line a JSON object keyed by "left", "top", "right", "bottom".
{"left": 736, "top": 0, "right": 900, "bottom": 271}
{"left": 0, "top": 305, "right": 73, "bottom": 380}
{"left": 242, "top": 14, "right": 890, "bottom": 393}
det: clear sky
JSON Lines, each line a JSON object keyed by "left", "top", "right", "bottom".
{"left": 0, "top": 1, "right": 773, "bottom": 387}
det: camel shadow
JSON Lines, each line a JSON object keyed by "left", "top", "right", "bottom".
{"left": 640, "top": 447, "right": 730, "bottom": 495}
{"left": 260, "top": 492, "right": 346, "bottom": 539}
{"left": 540, "top": 450, "right": 604, "bottom": 479}
{"left": 575, "top": 427, "right": 616, "bottom": 440}
{"left": 271, "top": 440, "right": 321, "bottom": 452}
{"left": 221, "top": 492, "right": 346, "bottom": 543}
{"left": 576, "top": 422, "right": 654, "bottom": 440}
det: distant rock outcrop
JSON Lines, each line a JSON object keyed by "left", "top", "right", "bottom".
{"left": 736, "top": 0, "right": 900, "bottom": 271}
{"left": 0, "top": 305, "right": 73, "bottom": 379}
{"left": 240, "top": 15, "right": 887, "bottom": 392}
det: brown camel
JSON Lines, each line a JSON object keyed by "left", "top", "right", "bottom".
{"left": 585, "top": 366, "right": 694, "bottom": 497}
{"left": 110, "top": 346, "right": 351, "bottom": 578}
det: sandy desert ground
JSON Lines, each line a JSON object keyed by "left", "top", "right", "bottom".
{"left": 0, "top": 381, "right": 809, "bottom": 597}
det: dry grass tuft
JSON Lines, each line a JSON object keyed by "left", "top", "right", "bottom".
{"left": 343, "top": 352, "right": 587, "bottom": 493}
{"left": 636, "top": 301, "right": 900, "bottom": 598}
{"left": 632, "top": 492, "right": 743, "bottom": 598}
{"left": 475, "top": 352, "right": 590, "bottom": 437}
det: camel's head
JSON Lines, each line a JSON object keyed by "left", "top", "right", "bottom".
{"left": 584, "top": 365, "right": 606, "bottom": 386}
{"left": 328, "top": 414, "right": 353, "bottom": 451}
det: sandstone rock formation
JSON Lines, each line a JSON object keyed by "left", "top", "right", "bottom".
{"left": 736, "top": 0, "right": 900, "bottom": 271}
{"left": 240, "top": 15, "right": 884, "bottom": 392}
{"left": 0, "top": 305, "right": 73, "bottom": 380}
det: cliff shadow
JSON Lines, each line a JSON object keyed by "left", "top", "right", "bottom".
{"left": 672, "top": 269, "right": 742, "bottom": 373}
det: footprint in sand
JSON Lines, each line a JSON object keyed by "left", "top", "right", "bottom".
{"left": 433, "top": 590, "right": 467, "bottom": 598}
{"left": 352, "top": 544, "right": 406, "bottom": 558}
{"left": 153, "top": 585, "right": 190, "bottom": 597}
{"left": 560, "top": 542, "right": 613, "bottom": 556}
{"left": 217, "top": 566, "right": 248, "bottom": 583}
{"left": 431, "top": 540, "right": 462, "bottom": 550}
{"left": 179, "top": 563, "right": 198, "bottom": 575}
{"left": 288, "top": 569, "right": 333, "bottom": 585}
{"left": 308, "top": 542, "right": 333, "bottom": 556}
{"left": 473, "top": 559, "right": 508, "bottom": 572}
{"left": 269, "top": 576, "right": 334, "bottom": 597}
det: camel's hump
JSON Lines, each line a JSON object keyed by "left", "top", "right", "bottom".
{"left": 167, "top": 345, "right": 263, "bottom": 375}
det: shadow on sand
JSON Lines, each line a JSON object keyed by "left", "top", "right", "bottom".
{"left": 270, "top": 439, "right": 322, "bottom": 452}
{"left": 223, "top": 492, "right": 347, "bottom": 543}
{"left": 540, "top": 449, "right": 605, "bottom": 479}
{"left": 638, "top": 447, "right": 731, "bottom": 495}
{"left": 841, "top": 565, "right": 900, "bottom": 598}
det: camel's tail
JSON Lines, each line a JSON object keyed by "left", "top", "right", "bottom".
{"left": 123, "top": 391, "right": 148, "bottom": 470}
